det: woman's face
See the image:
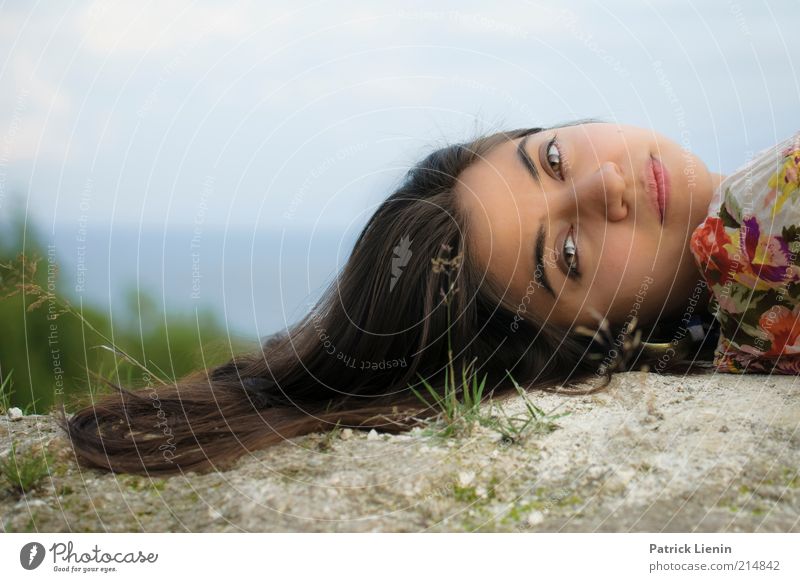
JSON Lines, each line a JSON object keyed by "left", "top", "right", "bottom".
{"left": 457, "top": 122, "right": 722, "bottom": 330}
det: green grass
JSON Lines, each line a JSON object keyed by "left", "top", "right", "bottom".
{"left": 0, "top": 369, "right": 12, "bottom": 414}
{"left": 319, "top": 420, "right": 344, "bottom": 451}
{"left": 411, "top": 365, "right": 570, "bottom": 445}
{"left": 0, "top": 441, "right": 52, "bottom": 496}
{"left": 481, "top": 371, "right": 571, "bottom": 445}
{"left": 410, "top": 356, "right": 488, "bottom": 439}
{"left": 782, "top": 467, "right": 799, "bottom": 489}
{"left": 408, "top": 246, "right": 569, "bottom": 444}
{"left": 298, "top": 420, "right": 346, "bottom": 453}
{"left": 1, "top": 211, "right": 241, "bottom": 414}
{"left": 408, "top": 246, "right": 491, "bottom": 439}
{"left": 452, "top": 477, "right": 499, "bottom": 504}
{"left": 0, "top": 370, "right": 40, "bottom": 415}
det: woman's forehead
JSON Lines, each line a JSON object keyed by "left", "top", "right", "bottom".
{"left": 457, "top": 138, "right": 530, "bottom": 210}
{"left": 456, "top": 139, "right": 537, "bottom": 296}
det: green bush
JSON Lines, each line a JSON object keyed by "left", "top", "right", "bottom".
{"left": 0, "top": 201, "right": 252, "bottom": 413}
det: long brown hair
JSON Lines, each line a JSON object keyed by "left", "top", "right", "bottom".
{"left": 62, "top": 121, "right": 714, "bottom": 475}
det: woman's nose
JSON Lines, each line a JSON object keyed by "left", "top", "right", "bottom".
{"left": 573, "top": 161, "right": 628, "bottom": 222}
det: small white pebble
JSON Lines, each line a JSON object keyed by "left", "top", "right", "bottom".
{"left": 457, "top": 471, "right": 475, "bottom": 487}
{"left": 615, "top": 468, "right": 636, "bottom": 484}
{"left": 526, "top": 510, "right": 545, "bottom": 526}
{"left": 340, "top": 428, "right": 354, "bottom": 440}
{"left": 367, "top": 429, "right": 379, "bottom": 441}
{"left": 586, "top": 465, "right": 606, "bottom": 480}
{"left": 7, "top": 407, "right": 23, "bottom": 420}
{"left": 475, "top": 485, "right": 488, "bottom": 498}
{"left": 14, "top": 499, "right": 47, "bottom": 510}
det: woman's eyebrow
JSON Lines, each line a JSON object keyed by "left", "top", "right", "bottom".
{"left": 534, "top": 223, "right": 556, "bottom": 298}
{"left": 517, "top": 136, "right": 556, "bottom": 299}
{"left": 516, "top": 134, "right": 541, "bottom": 183}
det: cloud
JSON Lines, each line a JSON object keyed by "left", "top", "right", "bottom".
{"left": 0, "top": 53, "right": 73, "bottom": 164}
{"left": 76, "top": 0, "right": 261, "bottom": 56}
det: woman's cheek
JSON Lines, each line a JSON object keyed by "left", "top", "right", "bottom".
{"left": 595, "top": 240, "right": 635, "bottom": 278}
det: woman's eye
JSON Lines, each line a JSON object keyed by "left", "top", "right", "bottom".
{"left": 563, "top": 227, "right": 579, "bottom": 278}
{"left": 546, "top": 137, "right": 564, "bottom": 180}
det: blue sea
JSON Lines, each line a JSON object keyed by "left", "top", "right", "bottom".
{"left": 48, "top": 223, "right": 359, "bottom": 342}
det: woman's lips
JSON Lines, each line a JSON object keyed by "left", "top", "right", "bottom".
{"left": 651, "top": 156, "right": 670, "bottom": 223}
{"left": 644, "top": 156, "right": 669, "bottom": 224}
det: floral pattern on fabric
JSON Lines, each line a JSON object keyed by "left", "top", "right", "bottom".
{"left": 690, "top": 131, "right": 800, "bottom": 373}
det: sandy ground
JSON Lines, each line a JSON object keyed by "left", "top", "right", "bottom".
{"left": 1, "top": 370, "right": 798, "bottom": 532}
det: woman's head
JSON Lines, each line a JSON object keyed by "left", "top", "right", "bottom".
{"left": 456, "top": 121, "right": 720, "bottom": 332}
{"left": 65, "top": 119, "right": 718, "bottom": 475}
{"left": 308, "top": 123, "right": 583, "bottom": 394}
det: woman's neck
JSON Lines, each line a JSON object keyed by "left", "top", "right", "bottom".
{"left": 696, "top": 171, "right": 727, "bottom": 217}
{"left": 709, "top": 171, "right": 726, "bottom": 194}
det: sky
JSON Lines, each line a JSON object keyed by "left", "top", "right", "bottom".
{"left": 1, "top": 0, "right": 798, "bottom": 234}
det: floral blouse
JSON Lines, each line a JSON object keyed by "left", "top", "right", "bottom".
{"left": 690, "top": 130, "right": 800, "bottom": 373}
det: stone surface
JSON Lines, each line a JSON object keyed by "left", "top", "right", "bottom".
{"left": 1, "top": 371, "right": 798, "bottom": 532}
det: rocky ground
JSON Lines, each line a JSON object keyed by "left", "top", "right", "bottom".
{"left": 1, "top": 370, "right": 798, "bottom": 532}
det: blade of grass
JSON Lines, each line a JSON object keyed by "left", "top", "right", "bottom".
{"left": 91, "top": 344, "right": 169, "bottom": 385}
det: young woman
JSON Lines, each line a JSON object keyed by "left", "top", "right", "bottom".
{"left": 64, "top": 120, "right": 798, "bottom": 475}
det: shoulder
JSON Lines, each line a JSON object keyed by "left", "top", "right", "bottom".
{"left": 715, "top": 130, "right": 800, "bottom": 221}
{"left": 690, "top": 130, "right": 800, "bottom": 374}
